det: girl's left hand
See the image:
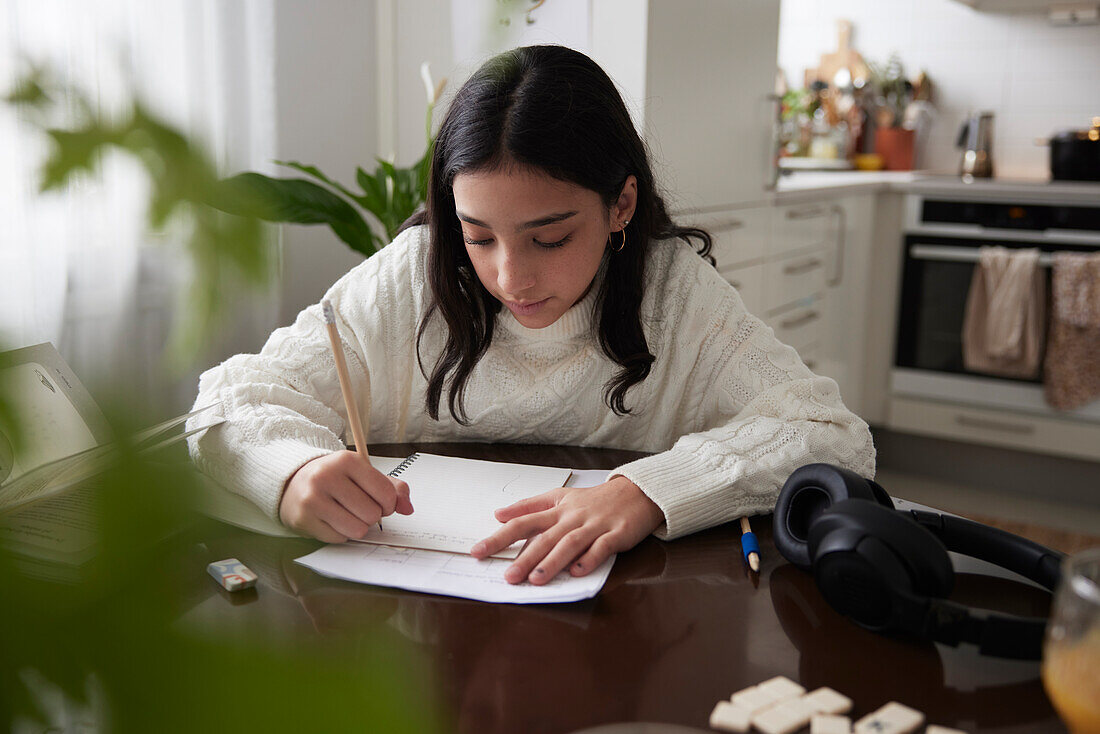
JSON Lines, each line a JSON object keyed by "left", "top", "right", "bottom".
{"left": 469, "top": 476, "right": 665, "bottom": 585}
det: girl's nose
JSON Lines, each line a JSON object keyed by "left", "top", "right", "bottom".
{"left": 497, "top": 249, "right": 537, "bottom": 295}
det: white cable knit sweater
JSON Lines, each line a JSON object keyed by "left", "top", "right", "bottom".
{"left": 188, "top": 225, "right": 875, "bottom": 540}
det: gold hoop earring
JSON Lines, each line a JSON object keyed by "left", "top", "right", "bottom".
{"left": 610, "top": 220, "right": 629, "bottom": 252}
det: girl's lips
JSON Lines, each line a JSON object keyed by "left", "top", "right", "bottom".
{"left": 504, "top": 298, "right": 550, "bottom": 316}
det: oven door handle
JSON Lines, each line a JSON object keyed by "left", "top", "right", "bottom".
{"left": 910, "top": 244, "right": 1054, "bottom": 267}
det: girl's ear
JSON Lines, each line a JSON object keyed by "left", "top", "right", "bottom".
{"left": 613, "top": 175, "right": 638, "bottom": 228}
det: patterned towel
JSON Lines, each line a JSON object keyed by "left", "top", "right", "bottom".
{"left": 1044, "top": 252, "right": 1100, "bottom": 411}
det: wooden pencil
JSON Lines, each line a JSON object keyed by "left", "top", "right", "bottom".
{"left": 321, "top": 299, "right": 378, "bottom": 529}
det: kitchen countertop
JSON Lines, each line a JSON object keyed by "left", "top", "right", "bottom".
{"left": 678, "top": 170, "right": 1100, "bottom": 215}
{"left": 774, "top": 170, "right": 1100, "bottom": 206}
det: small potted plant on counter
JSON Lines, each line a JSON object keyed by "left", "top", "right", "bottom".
{"left": 865, "top": 54, "right": 934, "bottom": 171}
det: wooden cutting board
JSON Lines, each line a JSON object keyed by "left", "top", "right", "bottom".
{"left": 805, "top": 19, "right": 871, "bottom": 89}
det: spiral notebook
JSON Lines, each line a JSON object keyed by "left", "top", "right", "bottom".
{"left": 354, "top": 453, "right": 572, "bottom": 559}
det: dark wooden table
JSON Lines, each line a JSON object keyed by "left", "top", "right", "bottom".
{"left": 185, "top": 443, "right": 1065, "bottom": 734}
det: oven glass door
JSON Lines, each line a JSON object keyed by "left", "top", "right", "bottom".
{"left": 893, "top": 234, "right": 1081, "bottom": 382}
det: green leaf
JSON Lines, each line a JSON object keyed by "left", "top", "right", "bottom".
{"left": 213, "top": 173, "right": 376, "bottom": 256}
{"left": 414, "top": 144, "right": 433, "bottom": 202}
{"left": 39, "top": 126, "right": 123, "bottom": 191}
{"left": 276, "top": 160, "right": 361, "bottom": 203}
{"left": 356, "top": 166, "right": 389, "bottom": 221}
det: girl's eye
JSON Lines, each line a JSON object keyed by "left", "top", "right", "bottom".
{"left": 534, "top": 234, "right": 571, "bottom": 249}
{"left": 463, "top": 236, "right": 493, "bottom": 246}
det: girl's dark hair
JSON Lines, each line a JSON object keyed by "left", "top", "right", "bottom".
{"left": 411, "top": 44, "right": 712, "bottom": 424}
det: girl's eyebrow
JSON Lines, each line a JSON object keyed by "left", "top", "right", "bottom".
{"left": 456, "top": 211, "right": 578, "bottom": 232}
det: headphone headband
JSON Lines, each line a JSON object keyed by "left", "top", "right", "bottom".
{"left": 903, "top": 509, "right": 1063, "bottom": 659}
{"left": 905, "top": 510, "right": 1063, "bottom": 591}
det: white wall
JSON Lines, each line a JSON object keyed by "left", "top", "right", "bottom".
{"left": 273, "top": 0, "right": 377, "bottom": 326}
{"left": 387, "top": 0, "right": 454, "bottom": 165}
{"left": 778, "top": 0, "right": 1100, "bottom": 179}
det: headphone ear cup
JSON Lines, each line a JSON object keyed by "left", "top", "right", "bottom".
{"left": 773, "top": 464, "right": 893, "bottom": 571}
{"left": 809, "top": 500, "right": 955, "bottom": 626}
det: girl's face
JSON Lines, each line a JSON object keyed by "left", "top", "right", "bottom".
{"left": 452, "top": 164, "right": 636, "bottom": 329}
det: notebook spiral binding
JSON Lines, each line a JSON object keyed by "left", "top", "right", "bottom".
{"left": 388, "top": 453, "right": 420, "bottom": 477}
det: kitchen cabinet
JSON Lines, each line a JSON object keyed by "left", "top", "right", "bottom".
{"left": 388, "top": 1, "right": 780, "bottom": 210}
{"left": 591, "top": 0, "right": 781, "bottom": 210}
{"left": 949, "top": 0, "right": 1075, "bottom": 11}
{"left": 687, "top": 193, "right": 874, "bottom": 417}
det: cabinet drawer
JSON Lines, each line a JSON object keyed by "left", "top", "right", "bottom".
{"left": 763, "top": 249, "right": 827, "bottom": 314}
{"left": 695, "top": 207, "right": 771, "bottom": 267}
{"left": 796, "top": 343, "right": 821, "bottom": 373}
{"left": 766, "top": 301, "right": 824, "bottom": 353}
{"left": 721, "top": 262, "right": 765, "bottom": 316}
{"left": 773, "top": 203, "right": 834, "bottom": 256}
{"left": 888, "top": 396, "right": 1100, "bottom": 462}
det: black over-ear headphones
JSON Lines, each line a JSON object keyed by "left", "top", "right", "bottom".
{"left": 773, "top": 464, "right": 1065, "bottom": 660}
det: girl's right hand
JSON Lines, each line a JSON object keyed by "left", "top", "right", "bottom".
{"left": 279, "top": 450, "right": 414, "bottom": 542}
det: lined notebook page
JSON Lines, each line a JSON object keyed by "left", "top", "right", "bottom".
{"left": 357, "top": 453, "right": 572, "bottom": 559}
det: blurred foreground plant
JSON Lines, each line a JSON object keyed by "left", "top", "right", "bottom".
{"left": 2, "top": 66, "right": 442, "bottom": 733}
{"left": 6, "top": 64, "right": 273, "bottom": 364}
{"left": 215, "top": 62, "right": 445, "bottom": 257}
{"left": 0, "top": 424, "right": 441, "bottom": 733}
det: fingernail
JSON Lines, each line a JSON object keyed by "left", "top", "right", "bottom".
{"left": 505, "top": 565, "right": 523, "bottom": 582}
{"left": 471, "top": 542, "right": 485, "bottom": 556}
{"left": 533, "top": 567, "right": 545, "bottom": 575}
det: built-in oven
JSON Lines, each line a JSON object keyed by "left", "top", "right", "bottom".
{"left": 892, "top": 197, "right": 1100, "bottom": 425}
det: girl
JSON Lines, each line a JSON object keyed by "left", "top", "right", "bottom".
{"left": 189, "top": 45, "right": 875, "bottom": 586}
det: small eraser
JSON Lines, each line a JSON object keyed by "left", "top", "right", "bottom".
{"left": 207, "top": 558, "right": 257, "bottom": 592}
{"left": 925, "top": 726, "right": 966, "bottom": 734}
{"left": 757, "top": 676, "right": 806, "bottom": 702}
{"left": 732, "top": 686, "right": 783, "bottom": 714}
{"left": 811, "top": 714, "right": 852, "bottom": 734}
{"left": 752, "top": 697, "right": 816, "bottom": 734}
{"left": 803, "top": 687, "right": 853, "bottom": 715}
{"left": 854, "top": 702, "right": 924, "bottom": 734}
{"left": 710, "top": 701, "right": 751, "bottom": 733}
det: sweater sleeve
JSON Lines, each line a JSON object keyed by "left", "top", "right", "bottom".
{"left": 185, "top": 228, "right": 423, "bottom": 521}
{"left": 610, "top": 251, "right": 876, "bottom": 541}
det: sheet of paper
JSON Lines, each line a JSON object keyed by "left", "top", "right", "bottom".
{"left": 0, "top": 484, "right": 99, "bottom": 565}
{"left": 356, "top": 453, "right": 572, "bottom": 559}
{"left": 131, "top": 403, "right": 221, "bottom": 445}
{"left": 295, "top": 543, "right": 615, "bottom": 605}
{"left": 294, "top": 463, "right": 617, "bottom": 604}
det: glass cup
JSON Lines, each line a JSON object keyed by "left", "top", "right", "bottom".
{"left": 1042, "top": 547, "right": 1100, "bottom": 734}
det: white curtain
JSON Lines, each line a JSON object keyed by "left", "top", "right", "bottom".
{"left": 0, "top": 0, "right": 279, "bottom": 414}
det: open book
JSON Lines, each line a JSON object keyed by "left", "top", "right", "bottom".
{"left": 0, "top": 343, "right": 221, "bottom": 573}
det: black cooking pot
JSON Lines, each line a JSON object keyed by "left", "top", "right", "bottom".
{"left": 1048, "top": 118, "right": 1100, "bottom": 181}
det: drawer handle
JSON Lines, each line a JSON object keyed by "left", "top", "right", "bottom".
{"left": 954, "top": 415, "right": 1036, "bottom": 435}
{"left": 785, "top": 206, "right": 827, "bottom": 220}
{"left": 780, "top": 311, "right": 820, "bottom": 329}
{"left": 782, "top": 258, "right": 823, "bottom": 275}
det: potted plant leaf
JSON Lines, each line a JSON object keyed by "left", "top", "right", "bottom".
{"left": 866, "top": 54, "right": 931, "bottom": 171}
{"left": 214, "top": 63, "right": 446, "bottom": 258}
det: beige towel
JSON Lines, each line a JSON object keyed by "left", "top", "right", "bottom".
{"left": 1044, "top": 252, "right": 1100, "bottom": 411}
{"left": 962, "top": 247, "right": 1046, "bottom": 379}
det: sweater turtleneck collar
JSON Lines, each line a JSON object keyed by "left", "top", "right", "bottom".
{"left": 495, "top": 255, "right": 607, "bottom": 341}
